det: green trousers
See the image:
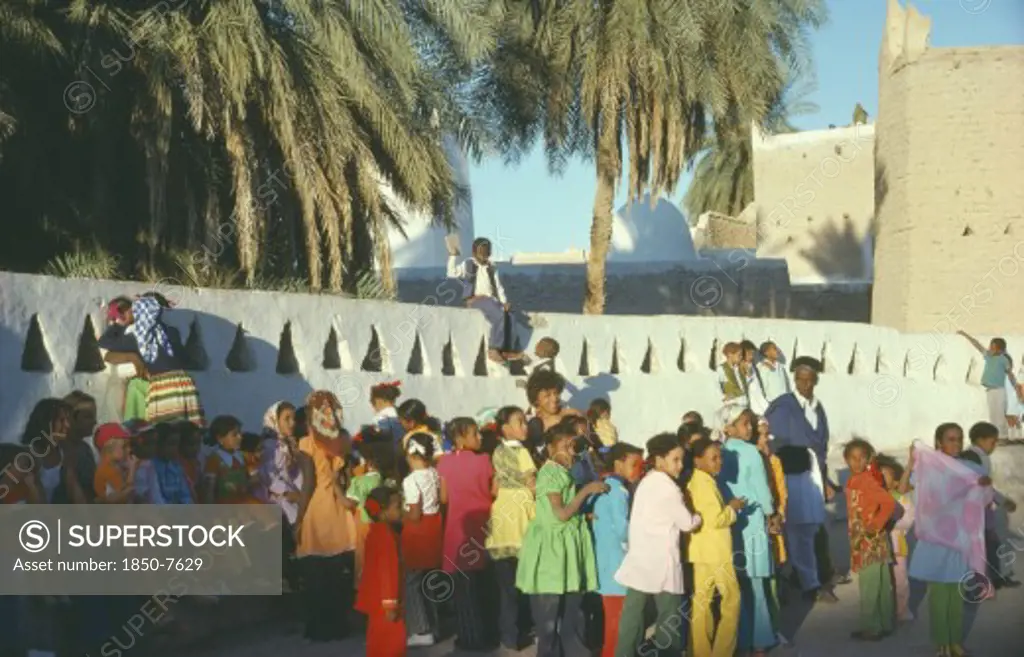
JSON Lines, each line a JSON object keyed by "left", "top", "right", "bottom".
{"left": 615, "top": 590, "right": 683, "bottom": 657}
{"left": 857, "top": 562, "right": 894, "bottom": 635}
{"left": 928, "top": 582, "right": 964, "bottom": 647}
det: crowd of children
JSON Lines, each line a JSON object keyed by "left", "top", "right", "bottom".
{"left": 1, "top": 332, "right": 1020, "bottom": 657}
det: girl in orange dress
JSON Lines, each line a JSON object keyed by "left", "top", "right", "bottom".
{"left": 357, "top": 486, "right": 406, "bottom": 657}
{"left": 296, "top": 391, "right": 357, "bottom": 641}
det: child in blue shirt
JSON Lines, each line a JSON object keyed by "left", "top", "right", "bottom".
{"left": 591, "top": 442, "right": 644, "bottom": 657}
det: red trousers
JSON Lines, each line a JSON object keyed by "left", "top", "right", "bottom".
{"left": 601, "top": 595, "right": 625, "bottom": 657}
{"left": 366, "top": 610, "right": 406, "bottom": 657}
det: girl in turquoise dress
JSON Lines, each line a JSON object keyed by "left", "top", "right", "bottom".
{"left": 516, "top": 421, "right": 608, "bottom": 657}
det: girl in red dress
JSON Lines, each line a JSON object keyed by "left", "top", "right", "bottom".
{"left": 357, "top": 486, "right": 406, "bottom": 657}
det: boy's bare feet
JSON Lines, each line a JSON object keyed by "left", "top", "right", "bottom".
{"left": 487, "top": 349, "right": 506, "bottom": 363}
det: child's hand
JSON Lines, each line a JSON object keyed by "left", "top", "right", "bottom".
{"left": 728, "top": 497, "right": 747, "bottom": 511}
{"left": 384, "top": 607, "right": 400, "bottom": 623}
{"left": 584, "top": 481, "right": 609, "bottom": 497}
{"left": 979, "top": 476, "right": 992, "bottom": 487}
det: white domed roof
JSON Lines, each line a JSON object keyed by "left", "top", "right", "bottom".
{"left": 384, "top": 135, "right": 475, "bottom": 269}
{"left": 610, "top": 195, "right": 697, "bottom": 262}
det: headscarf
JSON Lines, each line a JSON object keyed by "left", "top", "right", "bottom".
{"left": 132, "top": 296, "right": 174, "bottom": 364}
{"left": 716, "top": 404, "right": 746, "bottom": 437}
{"left": 262, "top": 402, "right": 285, "bottom": 440}
{"left": 306, "top": 391, "right": 345, "bottom": 459}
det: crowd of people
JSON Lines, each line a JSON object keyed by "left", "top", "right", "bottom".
{"left": 0, "top": 290, "right": 1020, "bottom": 657}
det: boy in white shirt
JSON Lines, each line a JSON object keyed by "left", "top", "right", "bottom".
{"left": 446, "top": 236, "right": 524, "bottom": 363}
{"left": 755, "top": 341, "right": 791, "bottom": 406}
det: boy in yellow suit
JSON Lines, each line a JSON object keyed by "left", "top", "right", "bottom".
{"left": 686, "top": 437, "right": 746, "bottom": 657}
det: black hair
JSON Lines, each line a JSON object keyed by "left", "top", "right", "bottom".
{"left": 110, "top": 296, "right": 133, "bottom": 314}
{"left": 690, "top": 436, "right": 720, "bottom": 459}
{"left": 874, "top": 453, "right": 904, "bottom": 481}
{"left": 933, "top": 422, "right": 963, "bottom": 449}
{"left": 365, "top": 485, "right": 401, "bottom": 522}
{"left": 646, "top": 433, "right": 681, "bottom": 461}
{"left": 676, "top": 421, "right": 703, "bottom": 445}
{"left": 496, "top": 406, "right": 526, "bottom": 434}
{"left": 398, "top": 399, "right": 429, "bottom": 425}
{"left": 791, "top": 356, "right": 822, "bottom": 375}
{"left": 738, "top": 409, "right": 760, "bottom": 442}
{"left": 968, "top": 421, "right": 999, "bottom": 444}
{"left": 241, "top": 432, "right": 263, "bottom": 453}
{"left": 526, "top": 369, "right": 565, "bottom": 406}
{"left": 175, "top": 420, "right": 200, "bottom": 441}
{"left": 20, "top": 398, "right": 71, "bottom": 446}
{"left": 990, "top": 337, "right": 1007, "bottom": 352}
{"left": 447, "top": 417, "right": 478, "bottom": 445}
{"left": 681, "top": 411, "right": 704, "bottom": 427}
{"left": 587, "top": 398, "right": 611, "bottom": 423}
{"left": 276, "top": 402, "right": 296, "bottom": 418}
{"left": 739, "top": 339, "right": 758, "bottom": 356}
{"left": 370, "top": 382, "right": 402, "bottom": 404}
{"left": 543, "top": 422, "right": 576, "bottom": 447}
{"left": 209, "top": 415, "right": 242, "bottom": 442}
{"left": 759, "top": 341, "right": 777, "bottom": 356}
{"left": 292, "top": 407, "right": 308, "bottom": 439}
{"left": 140, "top": 291, "right": 172, "bottom": 308}
{"left": 360, "top": 436, "right": 398, "bottom": 481}
{"left": 472, "top": 237, "right": 492, "bottom": 253}
{"left": 958, "top": 450, "right": 983, "bottom": 466}
{"left": 606, "top": 442, "right": 642, "bottom": 466}
{"left": 480, "top": 424, "right": 501, "bottom": 456}
{"left": 406, "top": 432, "right": 436, "bottom": 462}
{"left": 154, "top": 422, "right": 181, "bottom": 447}
{"left": 843, "top": 438, "right": 875, "bottom": 460}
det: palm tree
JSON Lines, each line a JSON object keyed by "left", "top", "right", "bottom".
{"left": 476, "top": 0, "right": 827, "bottom": 313}
{"left": 684, "top": 74, "right": 819, "bottom": 222}
{"left": 0, "top": 0, "right": 497, "bottom": 292}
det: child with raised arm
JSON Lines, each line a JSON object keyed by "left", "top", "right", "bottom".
{"left": 517, "top": 423, "right": 608, "bottom": 657}
{"left": 446, "top": 235, "right": 523, "bottom": 363}
{"left": 614, "top": 433, "right": 702, "bottom": 657}
{"left": 958, "top": 331, "right": 1012, "bottom": 438}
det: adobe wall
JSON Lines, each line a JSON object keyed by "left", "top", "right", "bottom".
{"left": 872, "top": 1, "right": 1024, "bottom": 334}
{"left": 752, "top": 123, "right": 876, "bottom": 284}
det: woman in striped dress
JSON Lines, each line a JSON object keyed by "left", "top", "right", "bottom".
{"left": 98, "top": 295, "right": 205, "bottom": 426}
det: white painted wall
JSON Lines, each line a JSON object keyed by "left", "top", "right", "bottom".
{"left": 2, "top": 272, "right": 1022, "bottom": 472}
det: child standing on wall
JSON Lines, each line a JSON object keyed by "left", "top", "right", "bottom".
{"left": 957, "top": 331, "right": 1013, "bottom": 439}
{"left": 755, "top": 341, "right": 791, "bottom": 407}
{"left": 446, "top": 235, "right": 524, "bottom": 363}
{"left": 718, "top": 342, "right": 749, "bottom": 410}
{"left": 843, "top": 439, "right": 898, "bottom": 641}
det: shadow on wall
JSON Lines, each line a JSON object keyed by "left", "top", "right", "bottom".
{"left": 798, "top": 214, "right": 872, "bottom": 281}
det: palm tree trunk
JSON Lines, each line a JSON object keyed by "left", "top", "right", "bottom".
{"left": 584, "top": 126, "right": 619, "bottom": 315}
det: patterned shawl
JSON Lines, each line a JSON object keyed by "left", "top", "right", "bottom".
{"left": 132, "top": 297, "right": 174, "bottom": 364}
{"left": 912, "top": 441, "right": 992, "bottom": 575}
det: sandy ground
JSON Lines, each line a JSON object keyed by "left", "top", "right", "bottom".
{"left": 177, "top": 518, "right": 1024, "bottom": 657}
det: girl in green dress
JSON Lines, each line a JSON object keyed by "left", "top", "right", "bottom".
{"left": 516, "top": 421, "right": 608, "bottom": 657}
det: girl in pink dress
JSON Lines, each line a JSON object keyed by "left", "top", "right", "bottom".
{"left": 436, "top": 417, "right": 497, "bottom": 650}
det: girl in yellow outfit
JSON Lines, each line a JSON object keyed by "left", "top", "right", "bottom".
{"left": 686, "top": 437, "right": 746, "bottom": 657}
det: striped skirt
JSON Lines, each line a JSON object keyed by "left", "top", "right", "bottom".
{"left": 146, "top": 370, "right": 205, "bottom": 426}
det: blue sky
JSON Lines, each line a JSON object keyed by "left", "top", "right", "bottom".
{"left": 469, "top": 0, "right": 1024, "bottom": 255}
